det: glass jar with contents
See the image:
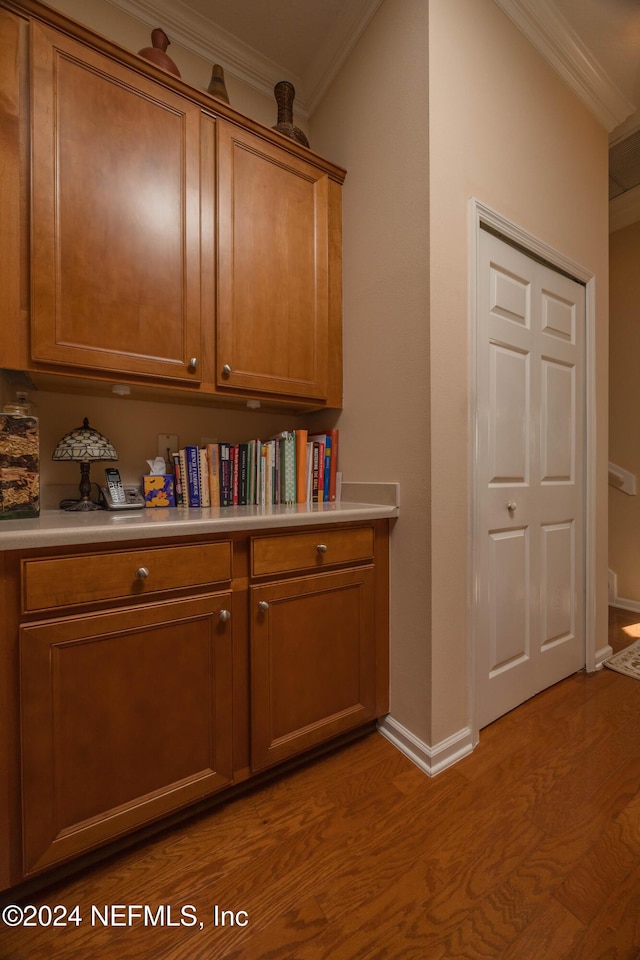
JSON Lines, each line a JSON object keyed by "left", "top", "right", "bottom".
{"left": 3, "top": 391, "right": 34, "bottom": 415}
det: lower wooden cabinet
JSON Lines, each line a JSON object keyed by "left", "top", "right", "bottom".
{"left": 20, "top": 593, "right": 234, "bottom": 875}
{"left": 250, "top": 567, "right": 377, "bottom": 771}
{"left": 0, "top": 519, "right": 389, "bottom": 888}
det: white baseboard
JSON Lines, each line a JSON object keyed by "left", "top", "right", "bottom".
{"left": 377, "top": 715, "right": 474, "bottom": 777}
{"left": 610, "top": 595, "right": 640, "bottom": 615}
{"left": 607, "top": 567, "right": 640, "bottom": 615}
{"left": 593, "top": 643, "right": 613, "bottom": 669}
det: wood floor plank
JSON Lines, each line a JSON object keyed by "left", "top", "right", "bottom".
{"left": 499, "top": 897, "right": 585, "bottom": 960}
{"left": 218, "top": 897, "right": 328, "bottom": 960}
{"left": 526, "top": 730, "right": 640, "bottom": 839}
{"left": 561, "top": 861, "right": 640, "bottom": 960}
{"left": 555, "top": 789, "right": 640, "bottom": 925}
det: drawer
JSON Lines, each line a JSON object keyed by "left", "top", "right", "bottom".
{"left": 22, "top": 541, "right": 231, "bottom": 613}
{"left": 251, "top": 526, "right": 374, "bottom": 577}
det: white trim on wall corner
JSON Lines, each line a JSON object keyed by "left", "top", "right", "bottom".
{"left": 608, "top": 462, "right": 636, "bottom": 496}
{"left": 377, "top": 716, "right": 474, "bottom": 777}
{"left": 492, "top": 0, "right": 635, "bottom": 132}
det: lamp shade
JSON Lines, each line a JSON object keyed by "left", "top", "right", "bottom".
{"left": 52, "top": 418, "right": 118, "bottom": 512}
{"left": 52, "top": 417, "right": 118, "bottom": 463}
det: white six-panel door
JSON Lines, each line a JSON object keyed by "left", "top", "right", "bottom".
{"left": 476, "top": 229, "right": 585, "bottom": 729}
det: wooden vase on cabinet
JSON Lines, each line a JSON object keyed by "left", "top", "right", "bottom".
{"left": 272, "top": 81, "right": 309, "bottom": 147}
{"left": 208, "top": 64, "right": 229, "bottom": 103}
{"left": 138, "top": 28, "right": 180, "bottom": 77}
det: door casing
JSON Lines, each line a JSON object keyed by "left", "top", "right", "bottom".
{"left": 468, "top": 199, "right": 599, "bottom": 746}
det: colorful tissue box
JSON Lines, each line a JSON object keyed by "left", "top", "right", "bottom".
{"left": 142, "top": 474, "right": 175, "bottom": 507}
{"left": 0, "top": 414, "right": 40, "bottom": 519}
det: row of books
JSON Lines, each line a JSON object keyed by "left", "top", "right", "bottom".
{"left": 171, "top": 429, "right": 338, "bottom": 508}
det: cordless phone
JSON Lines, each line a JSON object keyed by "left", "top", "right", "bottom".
{"left": 104, "top": 467, "right": 126, "bottom": 504}
{"left": 100, "top": 468, "right": 145, "bottom": 510}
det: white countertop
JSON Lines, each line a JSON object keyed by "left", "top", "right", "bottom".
{"left": 0, "top": 484, "right": 399, "bottom": 551}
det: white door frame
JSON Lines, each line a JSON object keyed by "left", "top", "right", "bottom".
{"left": 468, "top": 198, "right": 598, "bottom": 746}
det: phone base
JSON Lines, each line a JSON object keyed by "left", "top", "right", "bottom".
{"left": 99, "top": 486, "right": 145, "bottom": 510}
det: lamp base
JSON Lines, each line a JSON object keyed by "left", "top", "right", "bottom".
{"left": 59, "top": 497, "right": 104, "bottom": 512}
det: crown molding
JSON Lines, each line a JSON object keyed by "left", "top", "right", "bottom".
{"left": 610, "top": 184, "right": 640, "bottom": 233}
{"left": 102, "top": 0, "right": 306, "bottom": 112}
{"left": 492, "top": 0, "right": 635, "bottom": 132}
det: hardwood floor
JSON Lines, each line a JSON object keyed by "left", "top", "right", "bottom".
{"left": 2, "top": 621, "right": 640, "bottom": 959}
{"left": 609, "top": 604, "right": 640, "bottom": 655}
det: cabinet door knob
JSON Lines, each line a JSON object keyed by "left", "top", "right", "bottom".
{"left": 222, "top": 363, "right": 232, "bottom": 376}
{"left": 218, "top": 609, "right": 231, "bottom": 623}
{"left": 316, "top": 544, "right": 328, "bottom": 554}
{"left": 507, "top": 501, "right": 517, "bottom": 513}
{"left": 188, "top": 357, "right": 198, "bottom": 372}
{"left": 258, "top": 600, "right": 270, "bottom": 612}
{"left": 135, "top": 567, "right": 149, "bottom": 580}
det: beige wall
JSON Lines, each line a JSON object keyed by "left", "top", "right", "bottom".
{"left": 609, "top": 222, "right": 640, "bottom": 603}
{"left": 309, "top": 0, "right": 431, "bottom": 741}
{"left": 21, "top": 386, "right": 297, "bottom": 508}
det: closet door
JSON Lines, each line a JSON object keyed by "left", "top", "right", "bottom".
{"left": 476, "top": 229, "right": 586, "bottom": 728}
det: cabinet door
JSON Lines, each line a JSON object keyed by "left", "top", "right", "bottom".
{"left": 20, "top": 594, "right": 233, "bottom": 876}
{"left": 30, "top": 23, "right": 203, "bottom": 383}
{"left": 250, "top": 567, "right": 376, "bottom": 771}
{"left": 0, "top": 10, "right": 28, "bottom": 372}
{"left": 217, "top": 120, "right": 330, "bottom": 401}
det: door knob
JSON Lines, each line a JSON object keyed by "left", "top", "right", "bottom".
{"left": 222, "top": 364, "right": 232, "bottom": 376}
{"left": 218, "top": 609, "right": 231, "bottom": 622}
{"left": 507, "top": 501, "right": 517, "bottom": 513}
{"left": 135, "top": 567, "right": 149, "bottom": 579}
{"left": 258, "top": 601, "right": 269, "bottom": 612}
{"left": 188, "top": 357, "right": 198, "bottom": 372}
{"left": 316, "top": 544, "right": 328, "bottom": 554}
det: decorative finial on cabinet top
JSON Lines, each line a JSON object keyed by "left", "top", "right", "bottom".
{"left": 208, "top": 64, "right": 230, "bottom": 103}
{"left": 272, "top": 81, "right": 309, "bottom": 148}
{"left": 138, "top": 28, "right": 181, "bottom": 77}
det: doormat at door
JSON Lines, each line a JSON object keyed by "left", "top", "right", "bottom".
{"left": 604, "top": 639, "right": 640, "bottom": 679}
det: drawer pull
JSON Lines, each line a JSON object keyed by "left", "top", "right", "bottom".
{"left": 135, "top": 567, "right": 150, "bottom": 580}
{"left": 188, "top": 357, "right": 199, "bottom": 372}
{"left": 316, "top": 544, "right": 328, "bottom": 554}
{"left": 218, "top": 609, "right": 231, "bottom": 623}
{"left": 222, "top": 363, "right": 232, "bottom": 376}
{"left": 258, "top": 601, "right": 270, "bottom": 613}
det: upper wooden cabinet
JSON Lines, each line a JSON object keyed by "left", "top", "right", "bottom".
{"left": 0, "top": 1, "right": 345, "bottom": 408}
{"left": 29, "top": 22, "right": 205, "bottom": 383}
{"left": 217, "top": 121, "right": 332, "bottom": 402}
